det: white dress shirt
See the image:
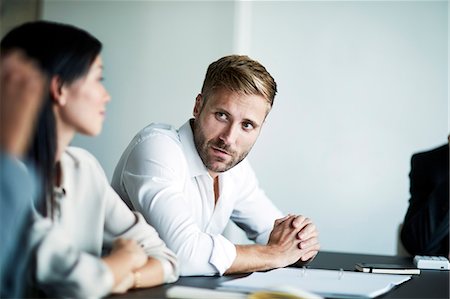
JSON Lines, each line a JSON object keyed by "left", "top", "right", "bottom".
{"left": 112, "top": 120, "right": 283, "bottom": 276}
{"left": 34, "top": 147, "right": 179, "bottom": 298}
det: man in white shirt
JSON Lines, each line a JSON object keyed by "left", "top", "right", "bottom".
{"left": 112, "top": 55, "right": 320, "bottom": 276}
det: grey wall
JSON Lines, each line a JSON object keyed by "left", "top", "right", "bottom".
{"left": 1, "top": 0, "right": 41, "bottom": 38}
{"left": 42, "top": 0, "right": 448, "bottom": 255}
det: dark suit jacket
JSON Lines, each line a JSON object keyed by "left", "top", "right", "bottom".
{"left": 401, "top": 144, "right": 449, "bottom": 256}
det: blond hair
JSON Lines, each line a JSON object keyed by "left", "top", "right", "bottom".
{"left": 201, "top": 55, "right": 277, "bottom": 107}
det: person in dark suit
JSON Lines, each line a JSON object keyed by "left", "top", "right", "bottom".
{"left": 401, "top": 140, "right": 449, "bottom": 257}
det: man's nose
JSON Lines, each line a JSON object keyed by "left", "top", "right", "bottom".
{"left": 219, "top": 124, "right": 239, "bottom": 145}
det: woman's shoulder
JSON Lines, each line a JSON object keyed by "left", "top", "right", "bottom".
{"left": 65, "top": 146, "right": 97, "bottom": 162}
{"left": 64, "top": 146, "right": 105, "bottom": 174}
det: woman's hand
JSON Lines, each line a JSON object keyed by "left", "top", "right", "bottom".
{"left": 103, "top": 238, "right": 148, "bottom": 293}
{"left": 110, "top": 238, "right": 147, "bottom": 270}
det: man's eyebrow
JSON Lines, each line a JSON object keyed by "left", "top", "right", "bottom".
{"left": 214, "top": 107, "right": 230, "bottom": 115}
{"left": 243, "top": 118, "right": 260, "bottom": 128}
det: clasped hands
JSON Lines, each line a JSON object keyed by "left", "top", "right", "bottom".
{"left": 267, "top": 214, "right": 320, "bottom": 268}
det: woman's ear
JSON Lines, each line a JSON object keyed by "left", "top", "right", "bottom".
{"left": 50, "top": 76, "right": 67, "bottom": 106}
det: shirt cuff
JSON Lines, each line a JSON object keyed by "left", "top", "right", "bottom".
{"left": 209, "top": 234, "right": 237, "bottom": 275}
{"left": 154, "top": 258, "right": 178, "bottom": 283}
{"left": 98, "top": 261, "right": 115, "bottom": 293}
{"left": 255, "top": 229, "right": 272, "bottom": 244}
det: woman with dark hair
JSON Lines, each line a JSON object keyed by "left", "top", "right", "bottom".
{"left": 1, "top": 21, "right": 179, "bottom": 297}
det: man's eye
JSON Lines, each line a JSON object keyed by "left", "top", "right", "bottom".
{"left": 216, "top": 112, "right": 227, "bottom": 121}
{"left": 242, "top": 122, "right": 254, "bottom": 131}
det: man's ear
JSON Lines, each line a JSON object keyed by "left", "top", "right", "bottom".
{"left": 50, "top": 76, "right": 67, "bottom": 106}
{"left": 193, "top": 93, "right": 203, "bottom": 118}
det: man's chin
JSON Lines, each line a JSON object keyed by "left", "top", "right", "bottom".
{"left": 207, "top": 162, "right": 234, "bottom": 174}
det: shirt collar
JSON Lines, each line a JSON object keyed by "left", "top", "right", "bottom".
{"left": 62, "top": 148, "right": 80, "bottom": 169}
{"left": 179, "top": 119, "right": 210, "bottom": 178}
{"left": 57, "top": 147, "right": 81, "bottom": 195}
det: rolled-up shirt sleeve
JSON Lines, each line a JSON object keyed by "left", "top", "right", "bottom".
{"left": 121, "top": 133, "right": 236, "bottom": 276}
{"left": 209, "top": 234, "right": 237, "bottom": 275}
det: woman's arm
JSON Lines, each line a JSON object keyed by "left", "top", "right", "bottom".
{"left": 103, "top": 238, "right": 166, "bottom": 293}
{"left": 102, "top": 183, "right": 179, "bottom": 289}
{"left": 83, "top": 148, "right": 179, "bottom": 289}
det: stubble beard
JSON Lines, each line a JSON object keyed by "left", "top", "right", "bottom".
{"left": 193, "top": 122, "right": 250, "bottom": 173}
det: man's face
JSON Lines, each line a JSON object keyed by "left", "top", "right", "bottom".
{"left": 192, "top": 88, "right": 270, "bottom": 178}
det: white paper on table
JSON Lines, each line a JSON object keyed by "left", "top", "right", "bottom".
{"left": 219, "top": 268, "right": 411, "bottom": 298}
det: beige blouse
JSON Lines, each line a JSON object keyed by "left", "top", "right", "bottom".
{"left": 33, "top": 147, "right": 179, "bottom": 298}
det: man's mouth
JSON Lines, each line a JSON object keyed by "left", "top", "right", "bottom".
{"left": 211, "top": 146, "right": 231, "bottom": 156}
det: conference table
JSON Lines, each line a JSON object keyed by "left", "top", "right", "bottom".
{"left": 111, "top": 251, "right": 449, "bottom": 298}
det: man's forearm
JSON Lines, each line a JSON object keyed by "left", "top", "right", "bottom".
{"left": 224, "top": 244, "right": 279, "bottom": 274}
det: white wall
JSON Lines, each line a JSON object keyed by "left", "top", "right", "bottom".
{"left": 42, "top": 1, "right": 448, "bottom": 256}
